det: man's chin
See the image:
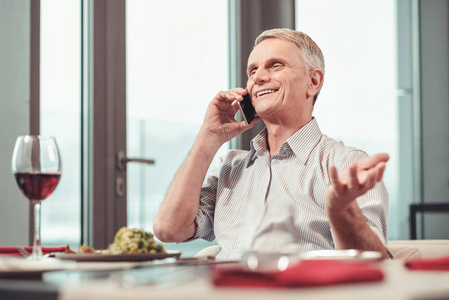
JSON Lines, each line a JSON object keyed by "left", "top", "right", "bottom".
{"left": 255, "top": 108, "right": 276, "bottom": 120}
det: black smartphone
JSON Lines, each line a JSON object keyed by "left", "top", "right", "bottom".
{"left": 238, "top": 92, "right": 257, "bottom": 125}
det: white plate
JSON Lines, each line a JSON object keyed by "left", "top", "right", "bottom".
{"left": 54, "top": 251, "right": 181, "bottom": 262}
{"left": 299, "top": 249, "right": 383, "bottom": 262}
{"left": 0, "top": 257, "right": 72, "bottom": 278}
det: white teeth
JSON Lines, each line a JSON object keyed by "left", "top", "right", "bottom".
{"left": 256, "top": 89, "right": 277, "bottom": 97}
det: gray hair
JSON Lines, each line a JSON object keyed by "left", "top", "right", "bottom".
{"left": 255, "top": 28, "right": 325, "bottom": 104}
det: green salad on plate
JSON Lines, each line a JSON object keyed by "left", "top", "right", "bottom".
{"left": 107, "top": 227, "right": 165, "bottom": 254}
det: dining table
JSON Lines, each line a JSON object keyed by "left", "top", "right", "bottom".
{"left": 0, "top": 254, "right": 449, "bottom": 300}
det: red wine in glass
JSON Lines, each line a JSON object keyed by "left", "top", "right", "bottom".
{"left": 12, "top": 136, "right": 62, "bottom": 260}
{"left": 14, "top": 173, "right": 61, "bottom": 202}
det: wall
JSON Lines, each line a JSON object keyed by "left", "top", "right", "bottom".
{"left": 0, "top": 0, "right": 30, "bottom": 245}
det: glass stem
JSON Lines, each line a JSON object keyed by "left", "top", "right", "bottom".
{"left": 32, "top": 202, "right": 43, "bottom": 259}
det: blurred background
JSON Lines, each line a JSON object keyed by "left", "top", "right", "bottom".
{"left": 1, "top": 0, "right": 448, "bottom": 257}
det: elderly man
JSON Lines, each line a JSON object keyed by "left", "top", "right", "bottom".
{"left": 154, "top": 28, "right": 391, "bottom": 260}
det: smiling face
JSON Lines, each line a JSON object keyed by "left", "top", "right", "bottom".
{"left": 246, "top": 38, "right": 316, "bottom": 124}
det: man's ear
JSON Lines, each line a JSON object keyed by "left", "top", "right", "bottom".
{"left": 306, "top": 69, "right": 324, "bottom": 98}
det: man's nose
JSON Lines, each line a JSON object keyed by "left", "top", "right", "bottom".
{"left": 253, "top": 68, "right": 269, "bottom": 84}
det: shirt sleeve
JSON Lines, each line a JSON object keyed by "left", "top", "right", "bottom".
{"left": 334, "top": 150, "right": 394, "bottom": 258}
{"left": 181, "top": 158, "right": 222, "bottom": 243}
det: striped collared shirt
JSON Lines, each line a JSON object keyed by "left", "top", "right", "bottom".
{"left": 192, "top": 118, "right": 389, "bottom": 260}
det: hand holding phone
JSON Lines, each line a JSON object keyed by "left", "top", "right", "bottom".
{"left": 238, "top": 92, "right": 257, "bottom": 125}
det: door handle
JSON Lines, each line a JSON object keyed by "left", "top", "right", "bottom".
{"left": 116, "top": 150, "right": 155, "bottom": 171}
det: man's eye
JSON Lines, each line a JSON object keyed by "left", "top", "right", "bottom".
{"left": 272, "top": 63, "right": 283, "bottom": 69}
{"left": 250, "top": 69, "right": 257, "bottom": 76}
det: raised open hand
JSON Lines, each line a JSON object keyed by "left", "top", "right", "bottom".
{"left": 325, "top": 153, "right": 389, "bottom": 212}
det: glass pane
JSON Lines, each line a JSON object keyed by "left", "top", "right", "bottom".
{"left": 296, "top": 1, "right": 400, "bottom": 238}
{"left": 40, "top": 0, "right": 81, "bottom": 248}
{"left": 126, "top": 0, "right": 229, "bottom": 256}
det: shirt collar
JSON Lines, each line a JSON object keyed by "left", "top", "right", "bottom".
{"left": 249, "top": 127, "right": 269, "bottom": 158}
{"left": 249, "top": 118, "right": 322, "bottom": 165}
{"left": 285, "top": 118, "right": 322, "bottom": 164}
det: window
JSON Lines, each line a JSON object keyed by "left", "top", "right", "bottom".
{"left": 296, "top": 0, "right": 401, "bottom": 239}
{"left": 40, "top": 0, "right": 82, "bottom": 248}
{"left": 126, "top": 0, "right": 229, "bottom": 256}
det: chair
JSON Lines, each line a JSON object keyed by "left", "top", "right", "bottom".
{"left": 194, "top": 240, "right": 449, "bottom": 262}
{"left": 388, "top": 240, "right": 449, "bottom": 261}
{"left": 194, "top": 245, "right": 220, "bottom": 257}
{"left": 409, "top": 203, "right": 449, "bottom": 239}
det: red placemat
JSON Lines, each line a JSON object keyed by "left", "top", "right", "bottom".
{"left": 213, "top": 260, "right": 384, "bottom": 288}
{"left": 405, "top": 256, "right": 449, "bottom": 271}
{"left": 0, "top": 246, "right": 71, "bottom": 256}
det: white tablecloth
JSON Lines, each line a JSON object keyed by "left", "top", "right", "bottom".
{"left": 57, "top": 260, "right": 449, "bottom": 300}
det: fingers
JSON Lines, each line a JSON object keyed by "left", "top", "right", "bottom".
{"left": 233, "top": 87, "right": 247, "bottom": 95}
{"left": 376, "top": 162, "right": 386, "bottom": 182}
{"left": 363, "top": 169, "right": 378, "bottom": 190}
{"left": 329, "top": 165, "right": 344, "bottom": 194}
{"left": 357, "top": 153, "right": 389, "bottom": 170}
{"left": 327, "top": 155, "right": 388, "bottom": 208}
{"left": 331, "top": 161, "right": 382, "bottom": 195}
{"left": 216, "top": 91, "right": 240, "bottom": 103}
{"left": 231, "top": 100, "right": 240, "bottom": 113}
{"left": 358, "top": 162, "right": 385, "bottom": 191}
{"left": 215, "top": 88, "right": 247, "bottom": 103}
{"left": 348, "top": 164, "right": 359, "bottom": 190}
{"left": 230, "top": 100, "right": 260, "bottom": 128}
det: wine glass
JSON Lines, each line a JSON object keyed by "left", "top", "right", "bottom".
{"left": 11, "top": 136, "right": 62, "bottom": 260}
